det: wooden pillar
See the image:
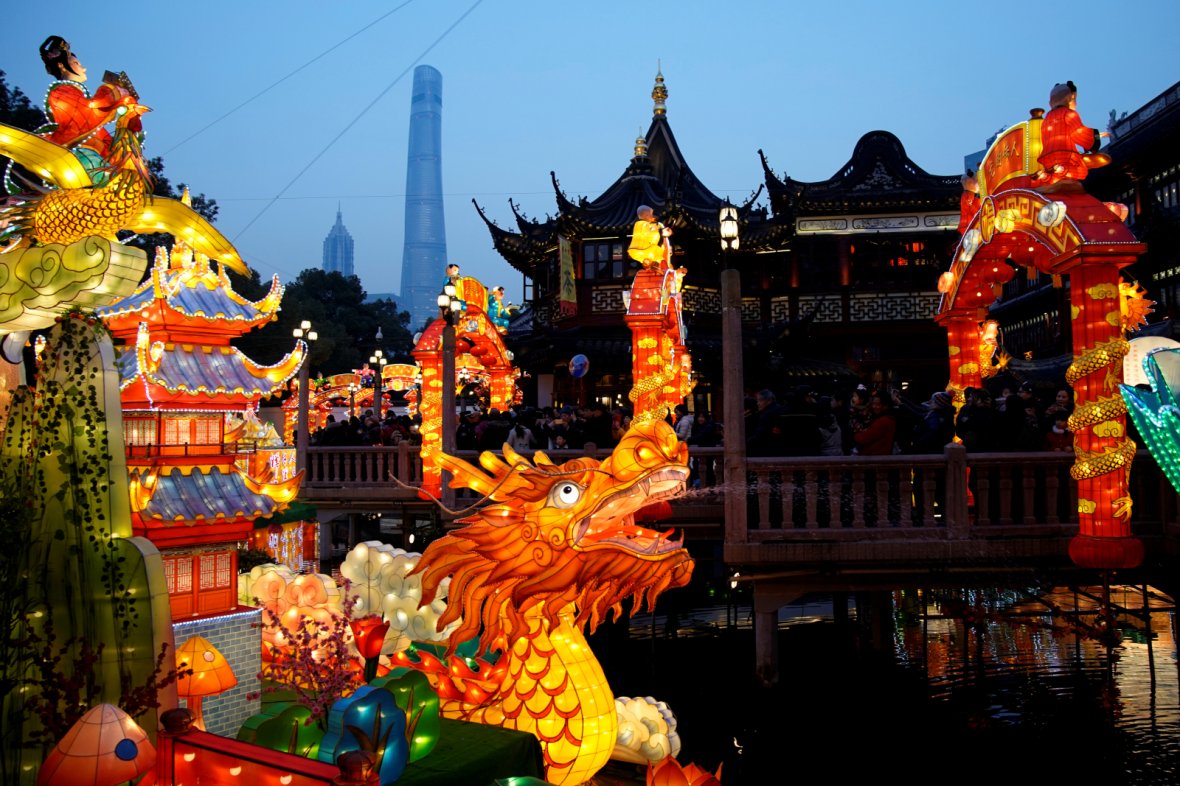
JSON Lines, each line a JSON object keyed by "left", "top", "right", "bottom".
{"left": 752, "top": 589, "right": 779, "bottom": 688}
{"left": 721, "top": 269, "right": 748, "bottom": 544}
{"left": 944, "top": 442, "right": 969, "bottom": 536}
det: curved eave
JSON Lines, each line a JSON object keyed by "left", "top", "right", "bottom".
{"left": 118, "top": 336, "right": 305, "bottom": 401}
{"left": 474, "top": 199, "right": 554, "bottom": 273}
{"left": 100, "top": 267, "right": 282, "bottom": 337}
{"left": 130, "top": 463, "right": 301, "bottom": 525}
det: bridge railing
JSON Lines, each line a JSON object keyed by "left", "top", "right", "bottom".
{"left": 299, "top": 443, "right": 1175, "bottom": 544}
{"left": 725, "top": 445, "right": 1172, "bottom": 543}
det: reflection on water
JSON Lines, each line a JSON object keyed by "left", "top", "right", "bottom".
{"left": 895, "top": 585, "right": 1179, "bottom": 785}
{"left": 610, "top": 586, "right": 1179, "bottom": 785}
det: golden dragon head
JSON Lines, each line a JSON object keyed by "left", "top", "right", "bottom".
{"left": 413, "top": 419, "right": 695, "bottom": 654}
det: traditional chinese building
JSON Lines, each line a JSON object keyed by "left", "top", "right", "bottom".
{"left": 97, "top": 237, "right": 305, "bottom": 619}
{"left": 477, "top": 72, "right": 962, "bottom": 411}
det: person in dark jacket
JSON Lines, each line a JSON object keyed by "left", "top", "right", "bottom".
{"left": 956, "top": 388, "right": 1002, "bottom": 452}
{"left": 746, "top": 389, "right": 787, "bottom": 457}
{"left": 911, "top": 391, "right": 957, "bottom": 454}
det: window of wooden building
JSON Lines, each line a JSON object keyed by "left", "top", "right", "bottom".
{"left": 582, "top": 241, "right": 626, "bottom": 280}
{"left": 162, "top": 550, "right": 238, "bottom": 619}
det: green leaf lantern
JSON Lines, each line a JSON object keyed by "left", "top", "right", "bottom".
{"left": 317, "top": 685, "right": 408, "bottom": 784}
{"left": 237, "top": 702, "right": 322, "bottom": 759}
{"left": 370, "top": 668, "right": 440, "bottom": 762}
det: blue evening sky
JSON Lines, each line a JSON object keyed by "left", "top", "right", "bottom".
{"left": 3, "top": 1, "right": 1177, "bottom": 307}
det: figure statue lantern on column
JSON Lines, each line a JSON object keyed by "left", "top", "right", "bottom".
{"left": 627, "top": 204, "right": 672, "bottom": 272}
{"left": 1035, "top": 80, "right": 1110, "bottom": 189}
{"left": 958, "top": 170, "right": 980, "bottom": 235}
{"left": 442, "top": 263, "right": 466, "bottom": 312}
{"left": 487, "top": 286, "right": 514, "bottom": 334}
{"left": 25, "top": 36, "right": 139, "bottom": 188}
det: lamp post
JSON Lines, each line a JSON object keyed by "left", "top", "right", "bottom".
{"left": 293, "top": 320, "right": 317, "bottom": 476}
{"left": 718, "top": 203, "right": 746, "bottom": 542}
{"left": 369, "top": 337, "right": 387, "bottom": 419}
{"left": 437, "top": 286, "right": 462, "bottom": 510}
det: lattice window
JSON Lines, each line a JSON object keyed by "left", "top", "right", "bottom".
{"left": 175, "top": 558, "right": 192, "bottom": 593}
{"left": 797, "top": 295, "right": 843, "bottom": 323}
{"left": 199, "top": 554, "right": 215, "bottom": 589}
{"left": 162, "top": 557, "right": 176, "bottom": 594}
{"left": 214, "top": 553, "right": 231, "bottom": 588}
{"left": 740, "top": 298, "right": 761, "bottom": 322}
{"left": 192, "top": 416, "right": 220, "bottom": 446}
{"left": 124, "top": 418, "right": 157, "bottom": 446}
{"left": 163, "top": 418, "right": 184, "bottom": 445}
{"left": 681, "top": 287, "right": 720, "bottom": 314}
{"left": 590, "top": 286, "right": 625, "bottom": 313}
{"left": 770, "top": 297, "right": 790, "bottom": 322}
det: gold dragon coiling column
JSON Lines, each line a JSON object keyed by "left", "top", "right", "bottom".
{"left": 1066, "top": 267, "right": 1141, "bottom": 569}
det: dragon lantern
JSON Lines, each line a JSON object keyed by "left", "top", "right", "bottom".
{"left": 399, "top": 419, "right": 695, "bottom": 785}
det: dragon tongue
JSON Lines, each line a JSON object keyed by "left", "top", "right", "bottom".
{"left": 635, "top": 500, "right": 674, "bottom": 522}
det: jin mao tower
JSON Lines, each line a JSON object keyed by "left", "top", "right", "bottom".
{"left": 322, "top": 205, "right": 355, "bottom": 277}
{"left": 399, "top": 65, "right": 447, "bottom": 330}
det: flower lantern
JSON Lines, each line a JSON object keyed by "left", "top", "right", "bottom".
{"left": 646, "top": 757, "right": 723, "bottom": 786}
{"left": 175, "top": 635, "right": 238, "bottom": 730}
{"left": 350, "top": 615, "right": 391, "bottom": 682}
{"left": 37, "top": 704, "right": 155, "bottom": 786}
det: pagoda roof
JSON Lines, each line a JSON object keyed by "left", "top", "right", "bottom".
{"left": 98, "top": 243, "right": 283, "bottom": 339}
{"left": 130, "top": 462, "right": 300, "bottom": 526}
{"left": 761, "top": 131, "right": 961, "bottom": 217}
{"left": 475, "top": 73, "right": 792, "bottom": 271}
{"left": 117, "top": 322, "right": 305, "bottom": 408}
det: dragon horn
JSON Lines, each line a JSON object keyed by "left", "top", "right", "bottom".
{"left": 437, "top": 451, "right": 499, "bottom": 498}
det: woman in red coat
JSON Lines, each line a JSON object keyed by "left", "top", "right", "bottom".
{"left": 853, "top": 392, "right": 897, "bottom": 456}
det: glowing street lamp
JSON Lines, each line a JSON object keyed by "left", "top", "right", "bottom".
{"left": 293, "top": 320, "right": 317, "bottom": 474}
{"left": 348, "top": 382, "right": 360, "bottom": 417}
{"left": 720, "top": 202, "right": 740, "bottom": 253}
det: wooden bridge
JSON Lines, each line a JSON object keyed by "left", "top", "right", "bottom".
{"left": 296, "top": 442, "right": 1180, "bottom": 683}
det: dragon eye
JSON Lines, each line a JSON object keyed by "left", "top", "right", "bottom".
{"left": 549, "top": 482, "right": 583, "bottom": 509}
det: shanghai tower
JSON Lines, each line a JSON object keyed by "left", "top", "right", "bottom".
{"left": 399, "top": 65, "right": 447, "bottom": 331}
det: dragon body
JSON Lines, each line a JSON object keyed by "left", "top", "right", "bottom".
{"left": 407, "top": 420, "right": 694, "bottom": 785}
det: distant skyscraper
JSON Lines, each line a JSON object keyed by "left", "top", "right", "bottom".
{"left": 399, "top": 65, "right": 447, "bottom": 331}
{"left": 322, "top": 205, "right": 355, "bottom": 277}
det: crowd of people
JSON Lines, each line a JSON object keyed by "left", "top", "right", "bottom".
{"left": 743, "top": 380, "right": 1077, "bottom": 458}
{"left": 306, "top": 378, "right": 1078, "bottom": 458}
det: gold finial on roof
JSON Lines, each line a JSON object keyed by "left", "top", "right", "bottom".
{"left": 634, "top": 127, "right": 648, "bottom": 157}
{"left": 181, "top": 186, "right": 192, "bottom": 207}
{"left": 652, "top": 63, "right": 667, "bottom": 116}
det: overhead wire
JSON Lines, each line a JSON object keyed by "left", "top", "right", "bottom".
{"left": 159, "top": 0, "right": 419, "bottom": 156}
{"left": 233, "top": 0, "right": 486, "bottom": 243}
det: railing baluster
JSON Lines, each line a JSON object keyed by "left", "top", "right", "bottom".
{"left": 976, "top": 468, "right": 991, "bottom": 525}
{"left": 851, "top": 469, "right": 866, "bottom": 529}
{"left": 781, "top": 471, "right": 795, "bottom": 529}
{"left": 827, "top": 472, "right": 842, "bottom": 529}
{"left": 756, "top": 470, "right": 772, "bottom": 530}
{"left": 804, "top": 470, "right": 819, "bottom": 529}
{"left": 1023, "top": 466, "right": 1037, "bottom": 525}
{"left": 875, "top": 472, "right": 890, "bottom": 527}
{"left": 899, "top": 469, "right": 913, "bottom": 526}
{"left": 997, "top": 466, "right": 1014, "bottom": 526}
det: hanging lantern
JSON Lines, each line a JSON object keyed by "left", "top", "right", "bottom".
{"left": 37, "top": 704, "right": 155, "bottom": 786}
